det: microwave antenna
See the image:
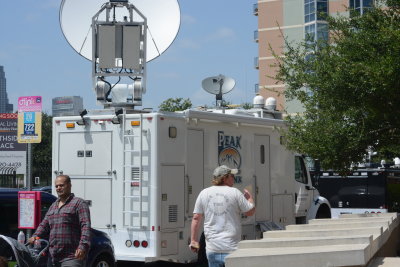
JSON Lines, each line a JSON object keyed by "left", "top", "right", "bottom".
{"left": 201, "top": 75, "right": 236, "bottom": 108}
{"left": 59, "top": 0, "right": 180, "bottom": 108}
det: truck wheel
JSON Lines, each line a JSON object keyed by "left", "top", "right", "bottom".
{"left": 316, "top": 204, "right": 331, "bottom": 219}
{"left": 92, "top": 255, "right": 114, "bottom": 267}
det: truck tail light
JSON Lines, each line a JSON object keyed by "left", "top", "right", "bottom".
{"left": 133, "top": 240, "right": 140, "bottom": 248}
{"left": 141, "top": 240, "right": 148, "bottom": 248}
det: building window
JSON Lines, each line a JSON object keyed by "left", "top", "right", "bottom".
{"left": 317, "top": 23, "right": 328, "bottom": 41}
{"left": 349, "top": 0, "right": 374, "bottom": 16}
{"left": 305, "top": 24, "right": 316, "bottom": 42}
{"left": 305, "top": 0, "right": 329, "bottom": 42}
{"left": 305, "top": 0, "right": 328, "bottom": 23}
{"left": 316, "top": 0, "right": 328, "bottom": 20}
{"left": 305, "top": 0, "right": 316, "bottom": 23}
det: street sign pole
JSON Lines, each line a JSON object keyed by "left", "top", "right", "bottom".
{"left": 26, "top": 143, "right": 32, "bottom": 191}
{"left": 17, "top": 96, "right": 42, "bottom": 240}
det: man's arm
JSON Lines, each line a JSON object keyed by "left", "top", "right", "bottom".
{"left": 75, "top": 200, "right": 91, "bottom": 259}
{"left": 189, "top": 213, "right": 203, "bottom": 253}
{"left": 243, "top": 189, "right": 256, "bottom": 217}
{"left": 28, "top": 204, "right": 53, "bottom": 243}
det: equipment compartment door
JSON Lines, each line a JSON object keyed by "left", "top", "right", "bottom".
{"left": 161, "top": 165, "right": 185, "bottom": 229}
{"left": 85, "top": 132, "right": 112, "bottom": 176}
{"left": 254, "top": 135, "right": 271, "bottom": 221}
{"left": 85, "top": 179, "right": 112, "bottom": 229}
{"left": 58, "top": 132, "right": 85, "bottom": 176}
{"left": 71, "top": 179, "right": 112, "bottom": 229}
{"left": 187, "top": 130, "right": 204, "bottom": 215}
{"left": 272, "top": 194, "right": 294, "bottom": 227}
{"left": 58, "top": 132, "right": 112, "bottom": 176}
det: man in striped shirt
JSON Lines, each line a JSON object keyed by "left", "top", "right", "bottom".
{"left": 29, "top": 175, "right": 91, "bottom": 267}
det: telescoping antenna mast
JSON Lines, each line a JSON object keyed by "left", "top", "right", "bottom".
{"left": 59, "top": 0, "right": 181, "bottom": 109}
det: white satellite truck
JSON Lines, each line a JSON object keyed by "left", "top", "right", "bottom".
{"left": 52, "top": 95, "right": 331, "bottom": 263}
{"left": 55, "top": 0, "right": 331, "bottom": 264}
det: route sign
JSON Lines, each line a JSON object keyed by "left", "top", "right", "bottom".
{"left": 17, "top": 96, "right": 42, "bottom": 143}
{"left": 18, "top": 191, "right": 41, "bottom": 229}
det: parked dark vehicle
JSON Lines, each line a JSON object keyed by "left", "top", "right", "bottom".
{"left": 33, "top": 186, "right": 52, "bottom": 194}
{"left": 311, "top": 168, "right": 400, "bottom": 218}
{"left": 0, "top": 188, "right": 115, "bottom": 267}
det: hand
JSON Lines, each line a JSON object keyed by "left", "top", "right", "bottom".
{"left": 28, "top": 237, "right": 35, "bottom": 244}
{"left": 75, "top": 248, "right": 86, "bottom": 260}
{"left": 189, "top": 241, "right": 200, "bottom": 253}
{"left": 243, "top": 189, "right": 252, "bottom": 200}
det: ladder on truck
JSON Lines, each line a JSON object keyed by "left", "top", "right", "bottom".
{"left": 122, "top": 111, "right": 149, "bottom": 229}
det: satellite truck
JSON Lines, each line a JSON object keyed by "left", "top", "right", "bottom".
{"left": 54, "top": 0, "right": 331, "bottom": 264}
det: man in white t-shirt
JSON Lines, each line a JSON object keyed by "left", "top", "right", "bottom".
{"left": 190, "top": 165, "right": 255, "bottom": 267}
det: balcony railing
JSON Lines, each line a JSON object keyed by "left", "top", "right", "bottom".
{"left": 253, "top": 3, "right": 258, "bottom": 16}
{"left": 254, "top": 57, "right": 259, "bottom": 69}
{"left": 254, "top": 30, "right": 259, "bottom": 42}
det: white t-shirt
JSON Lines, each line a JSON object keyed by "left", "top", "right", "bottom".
{"left": 193, "top": 185, "right": 254, "bottom": 253}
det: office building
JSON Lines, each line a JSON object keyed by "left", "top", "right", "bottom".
{"left": 52, "top": 96, "right": 84, "bottom": 117}
{"left": 0, "top": 66, "right": 14, "bottom": 113}
{"left": 254, "top": 0, "right": 373, "bottom": 113}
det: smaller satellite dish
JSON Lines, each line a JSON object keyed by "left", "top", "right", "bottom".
{"left": 201, "top": 75, "right": 236, "bottom": 96}
{"left": 202, "top": 75, "right": 236, "bottom": 108}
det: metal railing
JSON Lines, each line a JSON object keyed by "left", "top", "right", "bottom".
{"left": 254, "top": 57, "right": 259, "bottom": 69}
{"left": 253, "top": 3, "right": 258, "bottom": 15}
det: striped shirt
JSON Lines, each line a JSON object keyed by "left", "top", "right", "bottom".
{"left": 34, "top": 193, "right": 91, "bottom": 263}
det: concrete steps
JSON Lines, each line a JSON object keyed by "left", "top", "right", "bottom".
{"left": 367, "top": 257, "right": 400, "bottom": 267}
{"left": 226, "top": 213, "right": 399, "bottom": 267}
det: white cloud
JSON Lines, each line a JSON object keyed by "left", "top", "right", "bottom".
{"left": 205, "top": 27, "right": 236, "bottom": 42}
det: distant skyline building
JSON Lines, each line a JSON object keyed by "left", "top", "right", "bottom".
{"left": 52, "top": 96, "right": 84, "bottom": 117}
{"left": 254, "top": 0, "right": 373, "bottom": 113}
{"left": 0, "top": 66, "right": 14, "bottom": 113}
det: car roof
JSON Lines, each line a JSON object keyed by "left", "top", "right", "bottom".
{"left": 0, "top": 187, "right": 57, "bottom": 202}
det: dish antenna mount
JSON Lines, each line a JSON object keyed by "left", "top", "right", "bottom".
{"left": 60, "top": 0, "right": 181, "bottom": 108}
{"left": 201, "top": 75, "right": 236, "bottom": 107}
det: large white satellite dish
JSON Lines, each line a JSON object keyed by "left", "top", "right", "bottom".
{"left": 60, "top": 0, "right": 181, "bottom": 62}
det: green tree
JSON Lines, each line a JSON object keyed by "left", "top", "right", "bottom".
{"left": 32, "top": 112, "right": 52, "bottom": 185}
{"left": 274, "top": 1, "right": 400, "bottom": 170}
{"left": 158, "top": 98, "right": 192, "bottom": 112}
{"left": 241, "top": 102, "right": 253, "bottom": 110}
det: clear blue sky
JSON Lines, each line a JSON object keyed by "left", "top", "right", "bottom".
{"left": 0, "top": 0, "right": 258, "bottom": 113}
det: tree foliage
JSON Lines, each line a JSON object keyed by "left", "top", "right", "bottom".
{"left": 32, "top": 113, "right": 52, "bottom": 184}
{"left": 275, "top": 1, "right": 400, "bottom": 170}
{"left": 158, "top": 98, "right": 192, "bottom": 112}
{"left": 241, "top": 102, "right": 253, "bottom": 110}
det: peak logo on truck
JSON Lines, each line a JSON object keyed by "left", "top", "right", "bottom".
{"left": 218, "top": 131, "right": 242, "bottom": 173}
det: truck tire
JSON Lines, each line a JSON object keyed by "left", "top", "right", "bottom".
{"left": 316, "top": 204, "right": 331, "bottom": 219}
{"left": 92, "top": 254, "right": 114, "bottom": 267}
